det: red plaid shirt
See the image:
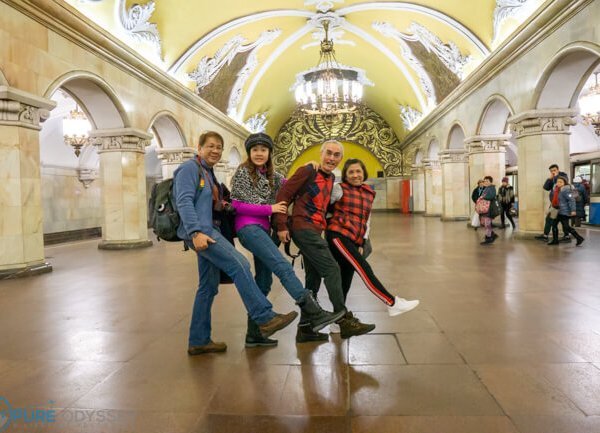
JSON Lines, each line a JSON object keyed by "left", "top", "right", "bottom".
{"left": 328, "top": 182, "right": 375, "bottom": 245}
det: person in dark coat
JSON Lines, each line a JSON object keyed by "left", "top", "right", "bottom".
{"left": 497, "top": 177, "right": 516, "bottom": 229}
{"left": 571, "top": 176, "right": 588, "bottom": 227}
{"left": 478, "top": 176, "right": 498, "bottom": 245}
{"left": 471, "top": 179, "right": 485, "bottom": 203}
{"left": 535, "top": 164, "right": 570, "bottom": 242}
{"left": 548, "top": 176, "right": 584, "bottom": 246}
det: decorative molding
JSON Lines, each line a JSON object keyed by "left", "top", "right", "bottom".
{"left": 373, "top": 22, "right": 436, "bottom": 108}
{"left": 406, "top": 22, "right": 472, "bottom": 79}
{"left": 439, "top": 149, "right": 468, "bottom": 163}
{"left": 156, "top": 147, "right": 197, "bottom": 164}
{"left": 493, "top": 0, "right": 536, "bottom": 42}
{"left": 274, "top": 107, "right": 403, "bottom": 176}
{"left": 116, "top": 0, "right": 162, "bottom": 60}
{"left": 508, "top": 109, "right": 578, "bottom": 138}
{"left": 411, "top": 164, "right": 424, "bottom": 173}
{"left": 304, "top": 0, "right": 344, "bottom": 13}
{"left": 302, "top": 12, "right": 354, "bottom": 49}
{"left": 244, "top": 112, "right": 268, "bottom": 133}
{"left": 186, "top": 30, "right": 281, "bottom": 119}
{"left": 339, "top": 2, "right": 489, "bottom": 55}
{"left": 422, "top": 158, "right": 441, "bottom": 169}
{"left": 228, "top": 30, "right": 281, "bottom": 119}
{"left": 465, "top": 134, "right": 511, "bottom": 153}
{"left": 0, "top": 86, "right": 55, "bottom": 130}
{"left": 90, "top": 128, "right": 153, "bottom": 154}
{"left": 399, "top": 105, "right": 423, "bottom": 130}
{"left": 77, "top": 168, "right": 98, "bottom": 188}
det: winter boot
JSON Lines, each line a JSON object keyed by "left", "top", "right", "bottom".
{"left": 296, "top": 322, "right": 329, "bottom": 343}
{"left": 480, "top": 236, "right": 493, "bottom": 245}
{"left": 338, "top": 312, "right": 375, "bottom": 339}
{"left": 245, "top": 316, "right": 277, "bottom": 348}
{"left": 573, "top": 231, "right": 585, "bottom": 246}
{"left": 297, "top": 291, "right": 346, "bottom": 332}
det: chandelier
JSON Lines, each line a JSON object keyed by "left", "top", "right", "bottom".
{"left": 579, "top": 71, "right": 600, "bottom": 136}
{"left": 293, "top": 20, "right": 364, "bottom": 117}
{"left": 63, "top": 105, "right": 91, "bottom": 157}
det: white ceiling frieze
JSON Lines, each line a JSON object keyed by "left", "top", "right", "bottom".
{"left": 304, "top": 0, "right": 344, "bottom": 13}
{"left": 244, "top": 112, "right": 268, "bottom": 133}
{"left": 492, "top": 0, "right": 536, "bottom": 42}
{"left": 405, "top": 23, "right": 472, "bottom": 79}
{"left": 116, "top": 0, "right": 162, "bottom": 60}
{"left": 399, "top": 105, "right": 423, "bottom": 130}
{"left": 302, "top": 11, "right": 355, "bottom": 49}
{"left": 373, "top": 22, "right": 436, "bottom": 108}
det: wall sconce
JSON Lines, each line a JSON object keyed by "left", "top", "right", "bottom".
{"left": 63, "top": 106, "right": 91, "bottom": 157}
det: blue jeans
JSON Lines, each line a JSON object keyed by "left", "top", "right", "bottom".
{"left": 186, "top": 227, "right": 275, "bottom": 346}
{"left": 237, "top": 224, "right": 306, "bottom": 301}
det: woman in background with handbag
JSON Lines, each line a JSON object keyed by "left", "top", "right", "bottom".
{"left": 476, "top": 176, "right": 499, "bottom": 245}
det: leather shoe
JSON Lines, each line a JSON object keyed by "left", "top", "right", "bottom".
{"left": 259, "top": 311, "right": 298, "bottom": 338}
{"left": 188, "top": 341, "right": 227, "bottom": 355}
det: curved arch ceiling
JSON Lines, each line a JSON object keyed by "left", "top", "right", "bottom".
{"left": 66, "top": 0, "right": 547, "bottom": 141}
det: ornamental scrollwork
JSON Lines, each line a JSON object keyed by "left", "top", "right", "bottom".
{"left": 273, "top": 106, "right": 403, "bottom": 176}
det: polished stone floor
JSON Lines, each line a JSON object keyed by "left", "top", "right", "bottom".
{"left": 1, "top": 214, "right": 599, "bottom": 433}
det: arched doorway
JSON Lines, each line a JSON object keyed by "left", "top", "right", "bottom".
{"left": 440, "top": 124, "right": 470, "bottom": 220}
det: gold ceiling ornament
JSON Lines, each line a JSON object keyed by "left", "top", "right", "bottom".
{"left": 292, "top": 19, "right": 364, "bottom": 118}
{"left": 273, "top": 106, "right": 403, "bottom": 177}
{"left": 579, "top": 71, "right": 600, "bottom": 136}
{"left": 63, "top": 105, "right": 91, "bottom": 157}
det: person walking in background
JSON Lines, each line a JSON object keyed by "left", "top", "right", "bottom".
{"left": 477, "top": 176, "right": 499, "bottom": 245}
{"left": 174, "top": 131, "right": 298, "bottom": 355}
{"left": 536, "top": 164, "right": 570, "bottom": 242}
{"left": 230, "top": 133, "right": 343, "bottom": 348}
{"left": 571, "top": 176, "right": 588, "bottom": 227}
{"left": 325, "top": 158, "right": 419, "bottom": 316}
{"left": 547, "top": 175, "right": 584, "bottom": 246}
{"left": 497, "top": 177, "right": 516, "bottom": 229}
{"left": 471, "top": 179, "right": 485, "bottom": 204}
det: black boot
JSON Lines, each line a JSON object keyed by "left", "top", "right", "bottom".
{"left": 245, "top": 316, "right": 277, "bottom": 348}
{"left": 573, "top": 231, "right": 584, "bottom": 246}
{"left": 297, "top": 291, "right": 346, "bottom": 332}
{"left": 480, "top": 236, "right": 493, "bottom": 245}
{"left": 296, "top": 322, "right": 329, "bottom": 343}
{"left": 547, "top": 238, "right": 559, "bottom": 245}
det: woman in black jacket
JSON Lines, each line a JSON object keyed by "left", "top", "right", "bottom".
{"left": 477, "top": 176, "right": 499, "bottom": 245}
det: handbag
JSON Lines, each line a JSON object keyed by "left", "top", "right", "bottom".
{"left": 475, "top": 197, "right": 490, "bottom": 214}
{"left": 471, "top": 211, "right": 481, "bottom": 228}
{"left": 489, "top": 199, "right": 500, "bottom": 218}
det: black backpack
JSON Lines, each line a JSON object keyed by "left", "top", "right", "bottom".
{"left": 148, "top": 159, "right": 202, "bottom": 242}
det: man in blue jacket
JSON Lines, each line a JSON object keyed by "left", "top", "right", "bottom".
{"left": 535, "top": 163, "right": 570, "bottom": 242}
{"left": 174, "top": 131, "right": 297, "bottom": 355}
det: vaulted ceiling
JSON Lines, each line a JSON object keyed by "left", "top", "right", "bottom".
{"left": 66, "top": 0, "right": 546, "bottom": 140}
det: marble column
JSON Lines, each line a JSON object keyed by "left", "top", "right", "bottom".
{"left": 465, "top": 134, "right": 509, "bottom": 194}
{"left": 90, "top": 128, "right": 153, "bottom": 250}
{"left": 156, "top": 147, "right": 196, "bottom": 180}
{"left": 410, "top": 164, "right": 425, "bottom": 213}
{"left": 0, "top": 85, "right": 55, "bottom": 278}
{"left": 439, "top": 150, "right": 469, "bottom": 221}
{"left": 508, "top": 109, "right": 576, "bottom": 238}
{"left": 423, "top": 158, "right": 442, "bottom": 217}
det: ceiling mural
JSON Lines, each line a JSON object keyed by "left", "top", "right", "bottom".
{"left": 66, "top": 0, "right": 547, "bottom": 141}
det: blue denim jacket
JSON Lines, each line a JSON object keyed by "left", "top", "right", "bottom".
{"left": 173, "top": 158, "right": 215, "bottom": 240}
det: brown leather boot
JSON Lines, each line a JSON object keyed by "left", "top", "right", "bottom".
{"left": 338, "top": 312, "right": 375, "bottom": 339}
{"left": 187, "top": 341, "right": 227, "bottom": 355}
{"left": 259, "top": 311, "right": 298, "bottom": 338}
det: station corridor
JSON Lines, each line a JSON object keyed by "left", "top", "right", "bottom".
{"left": 1, "top": 213, "right": 599, "bottom": 433}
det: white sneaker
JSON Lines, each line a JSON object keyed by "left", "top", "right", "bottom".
{"left": 387, "top": 296, "right": 419, "bottom": 317}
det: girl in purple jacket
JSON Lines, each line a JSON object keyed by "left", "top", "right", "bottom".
{"left": 230, "top": 133, "right": 343, "bottom": 347}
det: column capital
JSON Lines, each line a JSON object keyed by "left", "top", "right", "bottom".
{"left": 422, "top": 158, "right": 441, "bottom": 170}
{"left": 410, "top": 164, "right": 424, "bottom": 174}
{"left": 439, "top": 149, "right": 468, "bottom": 164}
{"left": 0, "top": 85, "right": 55, "bottom": 130}
{"left": 90, "top": 128, "right": 153, "bottom": 154}
{"left": 156, "top": 147, "right": 197, "bottom": 164}
{"left": 465, "top": 134, "right": 510, "bottom": 154}
{"left": 508, "top": 109, "right": 577, "bottom": 138}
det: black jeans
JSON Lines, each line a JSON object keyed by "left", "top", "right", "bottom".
{"left": 551, "top": 214, "right": 578, "bottom": 241}
{"left": 291, "top": 229, "right": 346, "bottom": 313}
{"left": 326, "top": 232, "right": 395, "bottom": 306}
{"left": 544, "top": 211, "right": 569, "bottom": 236}
{"left": 500, "top": 203, "right": 515, "bottom": 228}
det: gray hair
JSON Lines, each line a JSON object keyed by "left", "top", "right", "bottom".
{"left": 320, "top": 140, "right": 344, "bottom": 156}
